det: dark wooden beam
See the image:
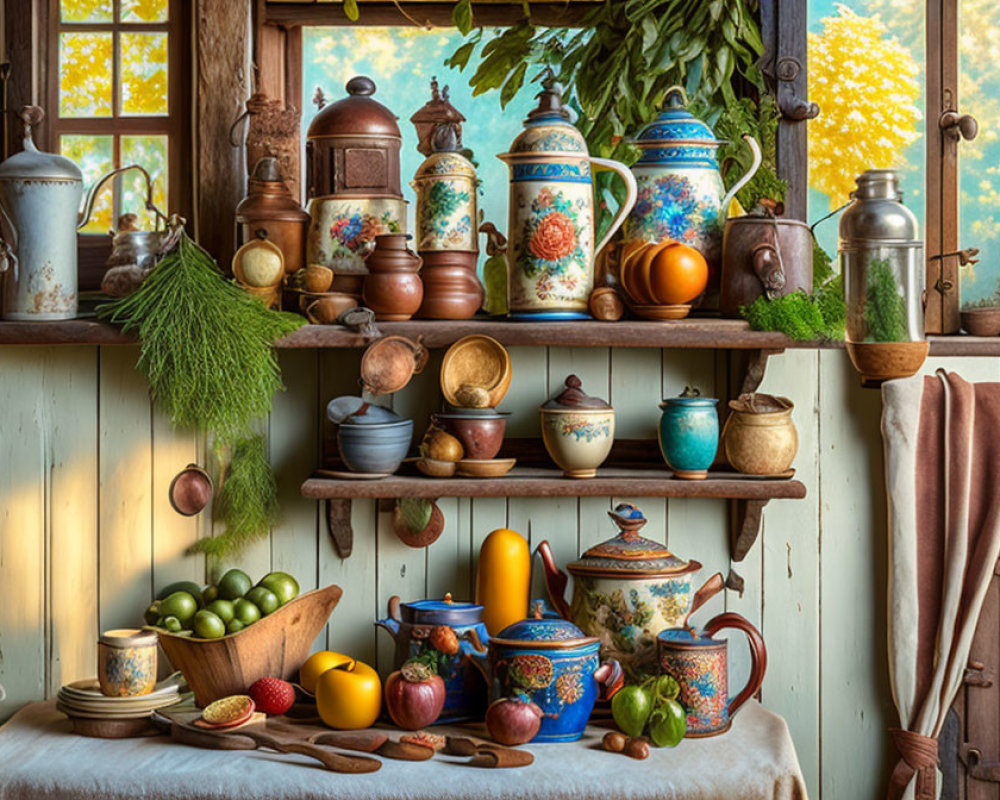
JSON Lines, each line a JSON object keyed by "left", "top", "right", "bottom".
{"left": 263, "top": 2, "right": 592, "bottom": 27}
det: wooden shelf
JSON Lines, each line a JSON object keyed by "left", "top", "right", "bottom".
{"left": 301, "top": 467, "right": 807, "bottom": 500}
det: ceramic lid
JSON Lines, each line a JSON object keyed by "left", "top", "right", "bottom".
{"left": 100, "top": 628, "right": 158, "bottom": 648}
{"left": 657, "top": 627, "right": 719, "bottom": 647}
{"left": 659, "top": 385, "right": 719, "bottom": 409}
{"left": 327, "top": 397, "right": 402, "bottom": 425}
{"left": 541, "top": 375, "right": 612, "bottom": 410}
{"left": 492, "top": 604, "right": 597, "bottom": 648}
{"left": 507, "top": 74, "right": 588, "bottom": 156}
{"left": 400, "top": 593, "right": 483, "bottom": 626}
{"left": 633, "top": 87, "right": 719, "bottom": 147}
{"left": 0, "top": 107, "right": 83, "bottom": 182}
{"left": 567, "top": 503, "right": 698, "bottom": 577}
{"left": 307, "top": 76, "right": 401, "bottom": 140}
{"left": 413, "top": 128, "right": 476, "bottom": 181}
{"left": 727, "top": 392, "right": 793, "bottom": 414}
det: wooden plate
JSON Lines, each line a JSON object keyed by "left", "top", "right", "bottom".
{"left": 456, "top": 458, "right": 516, "bottom": 478}
{"left": 441, "top": 335, "right": 512, "bottom": 408}
{"left": 316, "top": 469, "right": 391, "bottom": 480}
{"left": 632, "top": 304, "right": 692, "bottom": 320}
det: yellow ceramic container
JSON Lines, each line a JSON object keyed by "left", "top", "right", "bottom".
{"left": 539, "top": 375, "right": 615, "bottom": 479}
{"left": 723, "top": 394, "right": 798, "bottom": 475}
{"left": 98, "top": 628, "right": 158, "bottom": 697}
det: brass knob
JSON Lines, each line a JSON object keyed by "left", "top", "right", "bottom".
{"left": 940, "top": 110, "right": 979, "bottom": 141}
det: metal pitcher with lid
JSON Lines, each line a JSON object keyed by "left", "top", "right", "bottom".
{"left": 497, "top": 75, "right": 637, "bottom": 320}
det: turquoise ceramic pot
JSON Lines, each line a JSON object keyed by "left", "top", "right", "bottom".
{"left": 658, "top": 387, "right": 719, "bottom": 480}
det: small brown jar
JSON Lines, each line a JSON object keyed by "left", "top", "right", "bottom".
{"left": 362, "top": 233, "right": 424, "bottom": 321}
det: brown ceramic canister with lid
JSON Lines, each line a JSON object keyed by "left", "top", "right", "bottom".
{"left": 236, "top": 157, "right": 310, "bottom": 274}
{"left": 538, "top": 375, "right": 615, "bottom": 478}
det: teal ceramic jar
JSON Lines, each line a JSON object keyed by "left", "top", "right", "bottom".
{"left": 658, "top": 387, "right": 719, "bottom": 480}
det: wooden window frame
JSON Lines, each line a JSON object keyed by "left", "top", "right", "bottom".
{"left": 45, "top": 0, "right": 193, "bottom": 290}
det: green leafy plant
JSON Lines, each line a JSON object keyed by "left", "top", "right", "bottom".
{"left": 446, "top": 0, "right": 782, "bottom": 218}
{"left": 863, "top": 258, "right": 908, "bottom": 342}
{"left": 99, "top": 232, "right": 304, "bottom": 557}
{"left": 741, "top": 275, "right": 845, "bottom": 341}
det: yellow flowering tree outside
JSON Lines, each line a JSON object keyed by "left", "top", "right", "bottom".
{"left": 808, "top": 5, "right": 922, "bottom": 209}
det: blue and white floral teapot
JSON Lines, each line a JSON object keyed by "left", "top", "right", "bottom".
{"left": 623, "top": 87, "right": 762, "bottom": 288}
{"left": 497, "top": 74, "right": 637, "bottom": 320}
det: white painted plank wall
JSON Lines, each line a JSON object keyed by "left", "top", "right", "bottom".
{"left": 0, "top": 341, "right": 960, "bottom": 800}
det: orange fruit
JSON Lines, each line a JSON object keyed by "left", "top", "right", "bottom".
{"left": 647, "top": 239, "right": 708, "bottom": 305}
{"left": 300, "top": 650, "right": 354, "bottom": 693}
{"left": 314, "top": 659, "right": 381, "bottom": 729}
{"left": 619, "top": 242, "right": 655, "bottom": 305}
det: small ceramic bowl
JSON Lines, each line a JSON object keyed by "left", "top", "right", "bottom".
{"left": 338, "top": 419, "right": 414, "bottom": 474}
{"left": 539, "top": 408, "right": 615, "bottom": 479}
{"left": 436, "top": 412, "right": 507, "bottom": 460}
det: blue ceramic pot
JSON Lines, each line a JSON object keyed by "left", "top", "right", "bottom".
{"left": 658, "top": 387, "right": 719, "bottom": 480}
{"left": 337, "top": 419, "right": 413, "bottom": 474}
{"left": 376, "top": 595, "right": 490, "bottom": 723}
{"left": 462, "top": 612, "right": 622, "bottom": 742}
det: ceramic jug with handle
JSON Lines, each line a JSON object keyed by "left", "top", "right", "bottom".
{"left": 498, "top": 75, "right": 637, "bottom": 320}
{"left": 623, "top": 87, "right": 762, "bottom": 297}
{"left": 657, "top": 612, "right": 767, "bottom": 737}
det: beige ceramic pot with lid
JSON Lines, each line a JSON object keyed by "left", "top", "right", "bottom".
{"left": 537, "top": 503, "right": 724, "bottom": 677}
{"left": 723, "top": 392, "right": 798, "bottom": 476}
{"left": 539, "top": 375, "right": 614, "bottom": 478}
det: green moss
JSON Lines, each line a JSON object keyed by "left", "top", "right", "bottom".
{"left": 741, "top": 274, "right": 845, "bottom": 342}
{"left": 863, "top": 258, "right": 908, "bottom": 342}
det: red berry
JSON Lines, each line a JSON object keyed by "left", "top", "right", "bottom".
{"left": 248, "top": 677, "right": 295, "bottom": 716}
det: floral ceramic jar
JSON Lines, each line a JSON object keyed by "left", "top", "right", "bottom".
{"left": 538, "top": 503, "right": 723, "bottom": 678}
{"left": 376, "top": 594, "right": 490, "bottom": 722}
{"left": 498, "top": 76, "right": 636, "bottom": 319}
{"left": 539, "top": 375, "right": 615, "bottom": 478}
{"left": 623, "top": 87, "right": 760, "bottom": 298}
{"left": 98, "top": 628, "right": 158, "bottom": 697}
{"left": 658, "top": 386, "right": 720, "bottom": 480}
{"left": 462, "top": 606, "right": 623, "bottom": 742}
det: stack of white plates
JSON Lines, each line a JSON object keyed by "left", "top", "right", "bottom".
{"left": 56, "top": 674, "right": 186, "bottom": 720}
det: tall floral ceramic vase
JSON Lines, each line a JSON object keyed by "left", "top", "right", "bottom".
{"left": 498, "top": 76, "right": 637, "bottom": 320}
{"left": 623, "top": 86, "right": 761, "bottom": 303}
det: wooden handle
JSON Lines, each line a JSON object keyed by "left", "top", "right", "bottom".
{"left": 703, "top": 611, "right": 767, "bottom": 717}
{"left": 240, "top": 729, "right": 382, "bottom": 773}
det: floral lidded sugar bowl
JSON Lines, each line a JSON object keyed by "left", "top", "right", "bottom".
{"left": 497, "top": 72, "right": 636, "bottom": 320}
{"left": 623, "top": 86, "right": 761, "bottom": 299}
{"left": 537, "top": 503, "right": 724, "bottom": 678}
{"left": 461, "top": 603, "right": 623, "bottom": 742}
{"left": 375, "top": 593, "right": 490, "bottom": 722}
{"left": 539, "top": 375, "right": 615, "bottom": 478}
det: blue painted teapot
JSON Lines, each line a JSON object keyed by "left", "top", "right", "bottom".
{"left": 461, "top": 603, "right": 623, "bottom": 742}
{"left": 623, "top": 87, "right": 761, "bottom": 295}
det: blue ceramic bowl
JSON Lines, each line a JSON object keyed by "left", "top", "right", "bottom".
{"left": 337, "top": 419, "right": 413, "bottom": 474}
{"left": 658, "top": 396, "right": 719, "bottom": 478}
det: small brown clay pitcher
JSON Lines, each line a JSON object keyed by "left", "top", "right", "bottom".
{"left": 657, "top": 612, "right": 767, "bottom": 737}
{"left": 362, "top": 233, "right": 424, "bottom": 321}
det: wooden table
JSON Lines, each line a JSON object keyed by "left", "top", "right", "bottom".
{"left": 0, "top": 700, "right": 807, "bottom": 799}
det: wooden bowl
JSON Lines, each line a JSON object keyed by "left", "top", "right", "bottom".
{"left": 456, "top": 457, "right": 516, "bottom": 477}
{"left": 417, "top": 457, "right": 457, "bottom": 477}
{"left": 157, "top": 584, "right": 342, "bottom": 707}
{"left": 632, "top": 304, "right": 692, "bottom": 320}
{"left": 961, "top": 307, "right": 1000, "bottom": 336}
{"left": 845, "top": 341, "right": 929, "bottom": 388}
{"left": 441, "top": 335, "right": 512, "bottom": 408}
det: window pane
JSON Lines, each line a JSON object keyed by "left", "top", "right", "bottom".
{"left": 302, "top": 27, "right": 539, "bottom": 271}
{"left": 61, "top": 135, "right": 114, "bottom": 234}
{"left": 121, "top": 135, "right": 169, "bottom": 230}
{"left": 958, "top": 0, "right": 1000, "bottom": 305}
{"left": 60, "top": 0, "right": 113, "bottom": 22}
{"left": 59, "top": 33, "right": 114, "bottom": 118}
{"left": 121, "top": 0, "right": 169, "bottom": 22}
{"left": 807, "top": 2, "right": 925, "bottom": 258}
{"left": 120, "top": 33, "right": 169, "bottom": 116}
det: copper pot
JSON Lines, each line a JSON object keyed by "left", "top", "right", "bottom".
{"left": 417, "top": 251, "right": 483, "bottom": 319}
{"left": 362, "top": 233, "right": 424, "bottom": 321}
{"left": 236, "top": 158, "right": 309, "bottom": 274}
{"left": 719, "top": 215, "right": 813, "bottom": 318}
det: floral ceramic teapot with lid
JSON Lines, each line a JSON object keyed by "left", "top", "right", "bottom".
{"left": 623, "top": 87, "right": 762, "bottom": 297}
{"left": 497, "top": 74, "right": 637, "bottom": 320}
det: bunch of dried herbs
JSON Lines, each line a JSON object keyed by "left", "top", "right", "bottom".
{"left": 100, "top": 231, "right": 304, "bottom": 557}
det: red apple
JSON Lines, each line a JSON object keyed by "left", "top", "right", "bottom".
{"left": 383, "top": 661, "right": 446, "bottom": 730}
{"left": 485, "top": 696, "right": 544, "bottom": 745}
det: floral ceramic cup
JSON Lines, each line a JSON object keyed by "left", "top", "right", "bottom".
{"left": 98, "top": 629, "right": 158, "bottom": 697}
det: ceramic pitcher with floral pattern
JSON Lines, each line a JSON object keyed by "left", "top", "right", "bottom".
{"left": 498, "top": 76, "right": 637, "bottom": 320}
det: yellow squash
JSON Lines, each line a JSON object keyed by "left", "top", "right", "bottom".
{"left": 476, "top": 528, "right": 530, "bottom": 635}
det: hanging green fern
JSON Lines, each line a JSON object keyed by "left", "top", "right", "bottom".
{"left": 99, "top": 231, "right": 304, "bottom": 556}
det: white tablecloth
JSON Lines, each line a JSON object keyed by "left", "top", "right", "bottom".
{"left": 0, "top": 699, "right": 807, "bottom": 800}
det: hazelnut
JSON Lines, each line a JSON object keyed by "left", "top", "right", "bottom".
{"left": 602, "top": 731, "right": 627, "bottom": 753}
{"left": 624, "top": 737, "right": 650, "bottom": 760}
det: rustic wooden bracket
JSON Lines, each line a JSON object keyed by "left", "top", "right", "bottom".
{"left": 325, "top": 499, "right": 353, "bottom": 559}
{"left": 737, "top": 348, "right": 782, "bottom": 396}
{"left": 730, "top": 499, "right": 769, "bottom": 562}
